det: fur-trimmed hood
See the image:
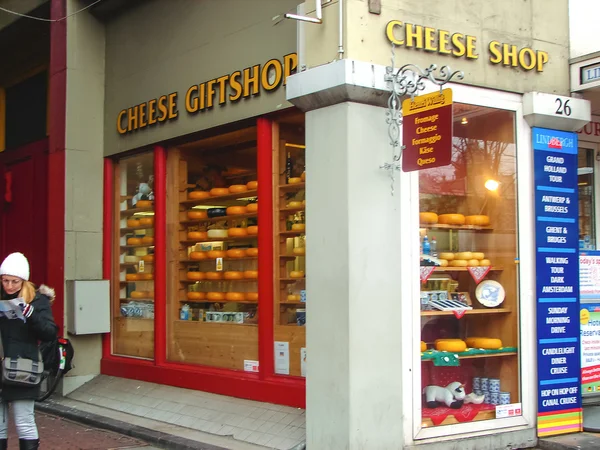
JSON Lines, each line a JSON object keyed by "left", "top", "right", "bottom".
{"left": 38, "top": 284, "right": 56, "bottom": 300}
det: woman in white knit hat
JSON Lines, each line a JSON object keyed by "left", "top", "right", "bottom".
{"left": 0, "top": 252, "right": 57, "bottom": 450}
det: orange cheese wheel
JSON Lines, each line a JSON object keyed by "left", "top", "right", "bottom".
{"left": 229, "top": 185, "right": 248, "bottom": 194}
{"left": 472, "top": 252, "right": 485, "bottom": 260}
{"left": 127, "top": 219, "right": 140, "bottom": 227}
{"left": 287, "top": 201, "right": 303, "bottom": 208}
{"left": 136, "top": 200, "right": 153, "bottom": 208}
{"left": 140, "top": 217, "right": 154, "bottom": 226}
{"left": 206, "top": 292, "right": 225, "bottom": 301}
{"left": 187, "top": 231, "right": 207, "bottom": 240}
{"left": 189, "top": 251, "right": 207, "bottom": 260}
{"left": 228, "top": 228, "right": 248, "bottom": 237}
{"left": 465, "top": 215, "right": 490, "bottom": 226}
{"left": 127, "top": 238, "right": 142, "bottom": 245}
{"left": 246, "top": 203, "right": 258, "bottom": 213}
{"left": 467, "top": 259, "right": 479, "bottom": 267}
{"left": 247, "top": 226, "right": 258, "bottom": 235}
{"left": 130, "top": 291, "right": 149, "bottom": 299}
{"left": 291, "top": 223, "right": 305, "bottom": 232}
{"left": 226, "top": 206, "right": 247, "bottom": 215}
{"left": 224, "top": 271, "right": 244, "bottom": 280}
{"left": 439, "top": 252, "right": 454, "bottom": 261}
{"left": 419, "top": 212, "right": 438, "bottom": 224}
{"left": 288, "top": 177, "right": 302, "bottom": 185}
{"left": 289, "top": 270, "right": 305, "bottom": 279}
{"left": 207, "top": 250, "right": 226, "bottom": 259}
{"left": 225, "top": 292, "right": 245, "bottom": 301}
{"left": 187, "top": 210, "right": 208, "bottom": 220}
{"left": 455, "top": 252, "right": 473, "bottom": 260}
{"left": 292, "top": 247, "right": 306, "bottom": 256}
{"left": 244, "top": 270, "right": 258, "bottom": 279}
{"left": 210, "top": 188, "right": 229, "bottom": 197}
{"left": 465, "top": 337, "right": 502, "bottom": 349}
{"left": 141, "top": 255, "right": 154, "bottom": 262}
{"left": 439, "top": 259, "right": 449, "bottom": 267}
{"left": 126, "top": 274, "right": 138, "bottom": 281}
{"left": 187, "top": 271, "right": 205, "bottom": 281}
{"left": 246, "top": 181, "right": 258, "bottom": 190}
{"left": 139, "top": 273, "right": 154, "bottom": 280}
{"left": 188, "top": 190, "right": 210, "bottom": 200}
{"left": 438, "top": 214, "right": 466, "bottom": 225}
{"left": 206, "top": 272, "right": 223, "bottom": 280}
{"left": 449, "top": 260, "right": 468, "bottom": 267}
{"left": 421, "top": 341, "right": 427, "bottom": 352}
{"left": 187, "top": 291, "right": 206, "bottom": 300}
{"left": 287, "top": 294, "right": 301, "bottom": 302}
{"left": 142, "top": 236, "right": 154, "bottom": 245}
{"left": 226, "top": 249, "right": 246, "bottom": 258}
{"left": 245, "top": 292, "right": 259, "bottom": 301}
{"left": 480, "top": 259, "right": 492, "bottom": 267}
{"left": 435, "top": 339, "right": 467, "bottom": 352}
{"left": 301, "top": 171, "right": 306, "bottom": 181}
{"left": 246, "top": 248, "right": 258, "bottom": 257}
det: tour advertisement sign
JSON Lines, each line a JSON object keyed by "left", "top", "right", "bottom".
{"left": 401, "top": 88, "right": 452, "bottom": 172}
{"left": 580, "top": 302, "right": 600, "bottom": 396}
{"left": 533, "top": 127, "right": 582, "bottom": 437}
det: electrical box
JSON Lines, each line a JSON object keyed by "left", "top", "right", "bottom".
{"left": 66, "top": 280, "right": 110, "bottom": 335}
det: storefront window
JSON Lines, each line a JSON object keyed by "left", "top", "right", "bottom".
{"left": 114, "top": 152, "right": 155, "bottom": 359}
{"left": 578, "top": 147, "right": 595, "bottom": 250}
{"left": 419, "top": 104, "right": 519, "bottom": 426}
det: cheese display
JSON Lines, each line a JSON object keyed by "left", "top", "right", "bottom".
{"left": 140, "top": 217, "right": 154, "bottom": 226}
{"left": 228, "top": 185, "right": 248, "bottom": 194}
{"left": 439, "top": 259, "right": 449, "bottom": 267}
{"left": 187, "top": 231, "right": 207, "bottom": 240}
{"left": 209, "top": 188, "right": 230, "bottom": 196}
{"left": 141, "top": 236, "right": 154, "bottom": 245}
{"left": 449, "top": 260, "right": 468, "bottom": 267}
{"left": 421, "top": 341, "right": 427, "bottom": 352}
{"left": 467, "top": 259, "right": 479, "bottom": 267}
{"left": 247, "top": 226, "right": 258, "bottom": 235}
{"left": 420, "top": 212, "right": 438, "bottom": 224}
{"left": 187, "top": 271, "right": 204, "bottom": 281}
{"left": 127, "top": 219, "right": 140, "bottom": 228}
{"left": 288, "top": 177, "right": 302, "bottom": 185}
{"left": 224, "top": 271, "right": 244, "bottom": 280}
{"left": 246, "top": 248, "right": 259, "bottom": 257}
{"left": 188, "top": 190, "right": 210, "bottom": 200}
{"left": 127, "top": 237, "right": 142, "bottom": 246}
{"left": 136, "top": 200, "right": 153, "bottom": 208}
{"left": 187, "top": 210, "right": 208, "bottom": 220}
{"left": 245, "top": 292, "right": 259, "bottom": 301}
{"left": 207, "top": 292, "right": 226, "bottom": 301}
{"left": 226, "top": 249, "right": 246, "bottom": 258}
{"left": 465, "top": 337, "right": 503, "bottom": 349}
{"left": 438, "top": 214, "right": 466, "bottom": 225}
{"left": 207, "top": 229, "right": 228, "bottom": 239}
{"left": 472, "top": 252, "right": 485, "bottom": 260}
{"left": 455, "top": 252, "right": 473, "bottom": 260}
{"left": 124, "top": 255, "right": 140, "bottom": 263}
{"left": 435, "top": 339, "right": 467, "bottom": 352}
{"left": 225, "top": 292, "right": 245, "bottom": 301}
{"left": 289, "top": 270, "right": 305, "bottom": 278}
{"left": 207, "top": 250, "right": 226, "bottom": 259}
{"left": 141, "top": 255, "right": 154, "bottom": 262}
{"left": 291, "top": 223, "right": 305, "bottom": 231}
{"left": 246, "top": 203, "right": 258, "bottom": 212}
{"left": 439, "top": 252, "right": 454, "bottom": 260}
{"left": 243, "top": 270, "right": 258, "bottom": 279}
{"left": 205, "top": 272, "right": 223, "bottom": 280}
{"left": 228, "top": 228, "right": 248, "bottom": 237}
{"left": 292, "top": 247, "right": 306, "bottom": 256}
{"left": 287, "top": 201, "right": 303, "bottom": 208}
{"left": 126, "top": 274, "right": 138, "bottom": 281}
{"left": 246, "top": 181, "right": 258, "bottom": 190}
{"left": 226, "top": 206, "right": 247, "bottom": 215}
{"left": 189, "top": 251, "right": 207, "bottom": 260}
{"left": 480, "top": 259, "right": 492, "bottom": 266}
{"left": 465, "top": 215, "right": 490, "bottom": 226}
{"left": 187, "top": 291, "right": 206, "bottom": 300}
{"left": 130, "top": 291, "right": 150, "bottom": 299}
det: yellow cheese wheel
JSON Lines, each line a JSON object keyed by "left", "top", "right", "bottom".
{"left": 187, "top": 291, "right": 206, "bottom": 300}
{"left": 421, "top": 341, "right": 427, "bottom": 352}
{"left": 438, "top": 214, "right": 466, "bottom": 225}
{"left": 465, "top": 337, "right": 503, "bottom": 349}
{"left": 229, "top": 185, "right": 248, "bottom": 194}
{"left": 136, "top": 200, "right": 153, "bottom": 208}
{"left": 226, "top": 206, "right": 247, "bottom": 215}
{"left": 246, "top": 181, "right": 258, "bottom": 190}
{"left": 189, "top": 251, "right": 207, "bottom": 260}
{"left": 480, "top": 259, "right": 492, "bottom": 267}
{"left": 292, "top": 247, "right": 306, "bottom": 256}
{"left": 244, "top": 270, "right": 258, "bottom": 279}
{"left": 226, "top": 292, "right": 245, "bottom": 301}
{"left": 246, "top": 248, "right": 259, "bottom": 257}
{"left": 472, "top": 252, "right": 485, "bottom": 260}
{"left": 289, "top": 270, "right": 305, "bottom": 279}
{"left": 187, "top": 231, "right": 207, "bottom": 241}
{"left": 291, "top": 223, "right": 306, "bottom": 232}
{"left": 140, "top": 217, "right": 154, "bottom": 226}
{"left": 126, "top": 274, "right": 138, "bottom": 281}
{"left": 205, "top": 272, "right": 223, "bottom": 280}
{"left": 124, "top": 255, "right": 140, "bottom": 263}
{"left": 226, "top": 249, "right": 246, "bottom": 258}
{"left": 439, "top": 259, "right": 449, "bottom": 267}
{"left": 419, "top": 212, "right": 438, "bottom": 224}
{"left": 455, "top": 252, "right": 473, "bottom": 260}
{"left": 228, "top": 228, "right": 248, "bottom": 237}
{"left": 139, "top": 273, "right": 154, "bottom": 280}
{"left": 142, "top": 236, "right": 154, "bottom": 245}
{"left": 207, "top": 250, "right": 226, "bottom": 259}
{"left": 187, "top": 270, "right": 205, "bottom": 281}
{"left": 224, "top": 271, "right": 244, "bottom": 280}
{"left": 141, "top": 255, "right": 154, "bottom": 263}
{"left": 207, "top": 292, "right": 225, "bottom": 301}
{"left": 287, "top": 201, "right": 303, "bottom": 208}
{"left": 188, "top": 190, "right": 210, "bottom": 200}
{"left": 449, "top": 260, "right": 468, "bottom": 267}
{"left": 130, "top": 291, "right": 149, "bottom": 299}
{"left": 207, "top": 229, "right": 228, "bottom": 239}
{"left": 288, "top": 177, "right": 302, "bottom": 185}
{"left": 247, "top": 226, "right": 258, "bottom": 235}
{"left": 465, "top": 215, "right": 490, "bottom": 226}
{"left": 210, "top": 188, "right": 230, "bottom": 197}
{"left": 467, "top": 259, "right": 479, "bottom": 267}
{"left": 439, "top": 252, "right": 454, "bottom": 261}
{"left": 127, "top": 219, "right": 140, "bottom": 228}
{"left": 435, "top": 339, "right": 467, "bottom": 352}
{"left": 246, "top": 203, "right": 258, "bottom": 213}
{"left": 301, "top": 171, "right": 306, "bottom": 181}
{"left": 187, "top": 210, "right": 208, "bottom": 220}
{"left": 287, "top": 294, "right": 300, "bottom": 302}
{"left": 127, "top": 237, "right": 142, "bottom": 245}
{"left": 245, "top": 292, "right": 259, "bottom": 301}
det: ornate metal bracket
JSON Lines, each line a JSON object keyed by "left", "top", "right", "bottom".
{"left": 381, "top": 44, "right": 464, "bottom": 195}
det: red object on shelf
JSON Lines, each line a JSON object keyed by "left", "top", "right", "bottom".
{"left": 423, "top": 403, "right": 496, "bottom": 426}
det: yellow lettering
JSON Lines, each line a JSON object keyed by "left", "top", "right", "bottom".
{"left": 406, "top": 23, "right": 423, "bottom": 48}
{"left": 503, "top": 43, "right": 518, "bottom": 66}
{"left": 139, "top": 103, "right": 147, "bottom": 128}
{"left": 518, "top": 47, "right": 536, "bottom": 70}
{"left": 157, "top": 95, "right": 168, "bottom": 122}
{"left": 261, "top": 59, "right": 283, "bottom": 90}
{"left": 229, "top": 71, "right": 243, "bottom": 101}
{"left": 466, "top": 35, "right": 478, "bottom": 59}
{"left": 185, "top": 85, "right": 199, "bottom": 113}
{"left": 488, "top": 41, "right": 502, "bottom": 64}
{"left": 216, "top": 75, "right": 229, "bottom": 105}
{"left": 147, "top": 99, "right": 157, "bottom": 125}
{"left": 537, "top": 50, "right": 549, "bottom": 72}
{"left": 385, "top": 20, "right": 404, "bottom": 45}
{"left": 127, "top": 106, "right": 138, "bottom": 132}
{"left": 168, "top": 92, "right": 178, "bottom": 119}
{"left": 451, "top": 33, "right": 466, "bottom": 57}
{"left": 206, "top": 80, "right": 216, "bottom": 108}
{"left": 283, "top": 53, "right": 298, "bottom": 84}
{"left": 199, "top": 83, "right": 206, "bottom": 110}
{"left": 424, "top": 27, "right": 436, "bottom": 52}
{"left": 243, "top": 65, "right": 260, "bottom": 97}
{"left": 438, "top": 30, "right": 451, "bottom": 54}
{"left": 117, "top": 110, "right": 127, "bottom": 134}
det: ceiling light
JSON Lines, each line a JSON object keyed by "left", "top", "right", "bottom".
{"left": 461, "top": 117, "right": 468, "bottom": 125}
{"left": 484, "top": 179, "right": 499, "bottom": 191}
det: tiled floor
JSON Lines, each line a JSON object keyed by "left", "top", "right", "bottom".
{"left": 67, "top": 375, "right": 306, "bottom": 450}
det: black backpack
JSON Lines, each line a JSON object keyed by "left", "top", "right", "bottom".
{"left": 40, "top": 337, "right": 74, "bottom": 374}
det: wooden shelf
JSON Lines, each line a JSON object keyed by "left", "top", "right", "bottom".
{"left": 422, "top": 352, "right": 517, "bottom": 361}
{"left": 180, "top": 236, "right": 258, "bottom": 245}
{"left": 180, "top": 190, "right": 258, "bottom": 207}
{"left": 120, "top": 262, "right": 153, "bottom": 267}
{"left": 420, "top": 223, "right": 493, "bottom": 231}
{"left": 180, "top": 212, "right": 257, "bottom": 225}
{"left": 433, "top": 266, "right": 503, "bottom": 272}
{"left": 120, "top": 245, "right": 155, "bottom": 250}
{"left": 180, "top": 257, "right": 258, "bottom": 263}
{"left": 117, "top": 317, "right": 154, "bottom": 321}
{"left": 280, "top": 255, "right": 297, "bottom": 261}
{"left": 120, "top": 280, "right": 154, "bottom": 284}
{"left": 280, "top": 206, "right": 305, "bottom": 213}
{"left": 120, "top": 298, "right": 154, "bottom": 302}
{"left": 120, "top": 207, "right": 154, "bottom": 216}
{"left": 180, "top": 278, "right": 258, "bottom": 284}
{"left": 280, "top": 301, "right": 305, "bottom": 306}
{"left": 175, "top": 320, "right": 257, "bottom": 327}
{"left": 279, "top": 183, "right": 305, "bottom": 193}
{"left": 421, "top": 308, "right": 511, "bottom": 316}
{"left": 280, "top": 277, "right": 305, "bottom": 283}
{"left": 179, "top": 299, "right": 258, "bottom": 304}
{"left": 280, "top": 231, "right": 305, "bottom": 237}
{"left": 120, "top": 226, "right": 154, "bottom": 234}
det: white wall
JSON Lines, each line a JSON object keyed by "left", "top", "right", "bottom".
{"left": 569, "top": 0, "right": 600, "bottom": 59}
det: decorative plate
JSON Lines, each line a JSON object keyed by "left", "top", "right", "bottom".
{"left": 475, "top": 280, "right": 505, "bottom": 307}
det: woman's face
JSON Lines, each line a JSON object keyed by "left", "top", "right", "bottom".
{"left": 2, "top": 276, "right": 23, "bottom": 295}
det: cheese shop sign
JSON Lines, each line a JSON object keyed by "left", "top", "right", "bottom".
{"left": 385, "top": 21, "right": 549, "bottom": 72}
{"left": 116, "top": 53, "right": 298, "bottom": 135}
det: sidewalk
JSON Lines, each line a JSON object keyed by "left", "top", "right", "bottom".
{"left": 37, "top": 375, "right": 305, "bottom": 450}
{"left": 538, "top": 432, "right": 600, "bottom": 450}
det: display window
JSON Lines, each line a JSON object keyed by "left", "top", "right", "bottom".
{"left": 578, "top": 146, "right": 596, "bottom": 250}
{"left": 418, "top": 103, "right": 520, "bottom": 429}
{"left": 113, "top": 152, "right": 155, "bottom": 359}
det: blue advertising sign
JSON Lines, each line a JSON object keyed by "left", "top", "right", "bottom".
{"left": 533, "top": 128, "right": 581, "bottom": 419}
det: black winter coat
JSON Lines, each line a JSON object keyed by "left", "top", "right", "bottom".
{"left": 0, "top": 285, "right": 58, "bottom": 401}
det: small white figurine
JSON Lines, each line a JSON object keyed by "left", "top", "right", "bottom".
{"left": 464, "top": 392, "right": 485, "bottom": 405}
{"left": 423, "top": 382, "right": 466, "bottom": 409}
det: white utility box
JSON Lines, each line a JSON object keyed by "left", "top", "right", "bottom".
{"left": 66, "top": 280, "right": 110, "bottom": 335}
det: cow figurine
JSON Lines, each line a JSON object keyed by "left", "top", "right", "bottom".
{"left": 423, "top": 382, "right": 466, "bottom": 409}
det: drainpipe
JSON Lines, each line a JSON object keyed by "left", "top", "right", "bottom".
{"left": 338, "top": 0, "right": 344, "bottom": 59}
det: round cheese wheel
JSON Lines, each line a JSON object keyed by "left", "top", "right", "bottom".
{"left": 226, "top": 249, "right": 246, "bottom": 258}
{"left": 465, "top": 215, "right": 490, "bottom": 226}
{"left": 188, "top": 191, "right": 210, "bottom": 200}
{"left": 245, "top": 292, "right": 259, "bottom": 301}
{"left": 206, "top": 272, "right": 223, "bottom": 280}
{"left": 439, "top": 252, "right": 454, "bottom": 261}
{"left": 289, "top": 270, "right": 305, "bottom": 279}
{"left": 142, "top": 236, "right": 154, "bottom": 245}
{"left": 287, "top": 201, "right": 303, "bottom": 208}
{"left": 435, "top": 339, "right": 467, "bottom": 352}
{"left": 292, "top": 247, "right": 306, "bottom": 256}
{"left": 301, "top": 171, "right": 306, "bottom": 181}
{"left": 421, "top": 341, "right": 427, "bottom": 352}
{"left": 246, "top": 181, "right": 258, "bottom": 190}
{"left": 226, "top": 206, "right": 247, "bottom": 216}
{"left": 127, "top": 219, "right": 140, "bottom": 228}
{"left": 187, "top": 271, "right": 204, "bottom": 281}
{"left": 455, "top": 252, "right": 473, "bottom": 260}
{"left": 187, "top": 231, "right": 207, "bottom": 240}
{"left": 225, "top": 292, "right": 245, "bottom": 301}
{"left": 207, "top": 250, "right": 226, "bottom": 259}
{"left": 247, "top": 226, "right": 258, "bottom": 235}
{"left": 126, "top": 274, "right": 138, "bottom": 281}
{"left": 472, "top": 252, "right": 485, "bottom": 260}
{"left": 140, "top": 273, "right": 154, "bottom": 280}
{"left": 246, "top": 203, "right": 258, "bottom": 213}
{"left": 244, "top": 270, "right": 258, "bottom": 279}
{"left": 210, "top": 188, "right": 229, "bottom": 197}
{"left": 137, "top": 200, "right": 153, "bottom": 208}
{"left": 187, "top": 291, "right": 206, "bottom": 300}
{"left": 439, "top": 259, "right": 448, "bottom": 267}
{"left": 127, "top": 237, "right": 142, "bottom": 245}
{"left": 187, "top": 210, "right": 208, "bottom": 220}
{"left": 465, "top": 337, "right": 503, "bottom": 349}
{"left": 288, "top": 177, "right": 302, "bottom": 185}
{"left": 419, "top": 212, "right": 438, "bottom": 224}
{"left": 224, "top": 271, "right": 244, "bottom": 280}
{"left": 141, "top": 255, "right": 154, "bottom": 262}
{"left": 130, "top": 291, "right": 149, "bottom": 299}
{"left": 246, "top": 248, "right": 259, "bottom": 257}
{"left": 287, "top": 294, "right": 299, "bottom": 302}
{"left": 124, "top": 255, "right": 140, "bottom": 263}
{"left": 291, "top": 223, "right": 306, "bottom": 232}
{"left": 206, "top": 292, "right": 225, "bottom": 301}
{"left": 207, "top": 229, "right": 228, "bottom": 239}
{"left": 467, "top": 259, "right": 479, "bottom": 267}
{"left": 449, "top": 260, "right": 468, "bottom": 267}
{"left": 189, "top": 251, "right": 207, "bottom": 260}
{"left": 140, "top": 217, "right": 154, "bottom": 226}
{"left": 480, "top": 259, "right": 492, "bottom": 267}
{"left": 228, "top": 228, "right": 248, "bottom": 237}
{"left": 438, "top": 214, "right": 466, "bottom": 225}
{"left": 229, "top": 185, "right": 248, "bottom": 194}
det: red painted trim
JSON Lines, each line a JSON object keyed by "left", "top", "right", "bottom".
{"left": 102, "top": 159, "right": 114, "bottom": 359}
{"left": 154, "top": 146, "right": 167, "bottom": 365}
{"left": 48, "top": 0, "right": 67, "bottom": 334}
{"left": 101, "top": 355, "right": 305, "bottom": 408}
{"left": 257, "top": 118, "right": 274, "bottom": 378}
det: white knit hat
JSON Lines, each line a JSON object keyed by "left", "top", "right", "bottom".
{"left": 0, "top": 252, "right": 30, "bottom": 281}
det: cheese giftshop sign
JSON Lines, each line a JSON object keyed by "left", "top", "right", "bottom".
{"left": 116, "top": 53, "right": 298, "bottom": 135}
{"left": 385, "top": 21, "right": 549, "bottom": 72}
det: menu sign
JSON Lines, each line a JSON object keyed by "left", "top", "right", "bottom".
{"left": 533, "top": 127, "right": 582, "bottom": 436}
{"left": 401, "top": 89, "right": 453, "bottom": 172}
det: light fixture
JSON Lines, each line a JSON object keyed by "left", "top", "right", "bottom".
{"left": 461, "top": 117, "right": 468, "bottom": 125}
{"left": 484, "top": 179, "right": 500, "bottom": 191}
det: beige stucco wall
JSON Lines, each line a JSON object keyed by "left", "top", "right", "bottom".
{"left": 302, "top": 0, "right": 570, "bottom": 95}
{"left": 104, "top": 0, "right": 301, "bottom": 156}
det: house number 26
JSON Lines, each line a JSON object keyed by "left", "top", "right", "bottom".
{"left": 555, "top": 98, "right": 572, "bottom": 116}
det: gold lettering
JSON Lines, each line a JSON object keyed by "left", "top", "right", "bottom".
{"left": 261, "top": 59, "right": 283, "bottom": 90}
{"left": 451, "top": 33, "right": 466, "bottom": 57}
{"left": 216, "top": 75, "right": 229, "bottom": 105}
{"left": 206, "top": 79, "right": 216, "bottom": 108}
{"left": 147, "top": 99, "right": 157, "bottom": 125}
{"left": 438, "top": 30, "right": 451, "bottom": 54}
{"left": 503, "top": 43, "right": 518, "bottom": 66}
{"left": 518, "top": 47, "right": 536, "bottom": 70}
{"left": 385, "top": 20, "right": 404, "bottom": 45}
{"left": 406, "top": 23, "right": 424, "bottom": 48}
{"left": 424, "top": 27, "right": 437, "bottom": 52}
{"left": 466, "top": 35, "right": 478, "bottom": 59}
{"left": 168, "top": 92, "right": 178, "bottom": 119}
{"left": 139, "top": 103, "right": 147, "bottom": 128}
{"left": 157, "top": 95, "right": 168, "bottom": 122}
{"left": 199, "top": 83, "right": 206, "bottom": 110}
{"left": 243, "top": 65, "right": 260, "bottom": 97}
{"left": 229, "top": 71, "right": 243, "bottom": 101}
{"left": 117, "top": 110, "right": 127, "bottom": 134}
{"left": 488, "top": 41, "right": 502, "bottom": 64}
{"left": 185, "top": 85, "right": 199, "bottom": 113}
{"left": 283, "top": 53, "right": 298, "bottom": 84}
{"left": 537, "top": 50, "right": 549, "bottom": 72}
{"left": 127, "top": 106, "right": 138, "bottom": 132}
